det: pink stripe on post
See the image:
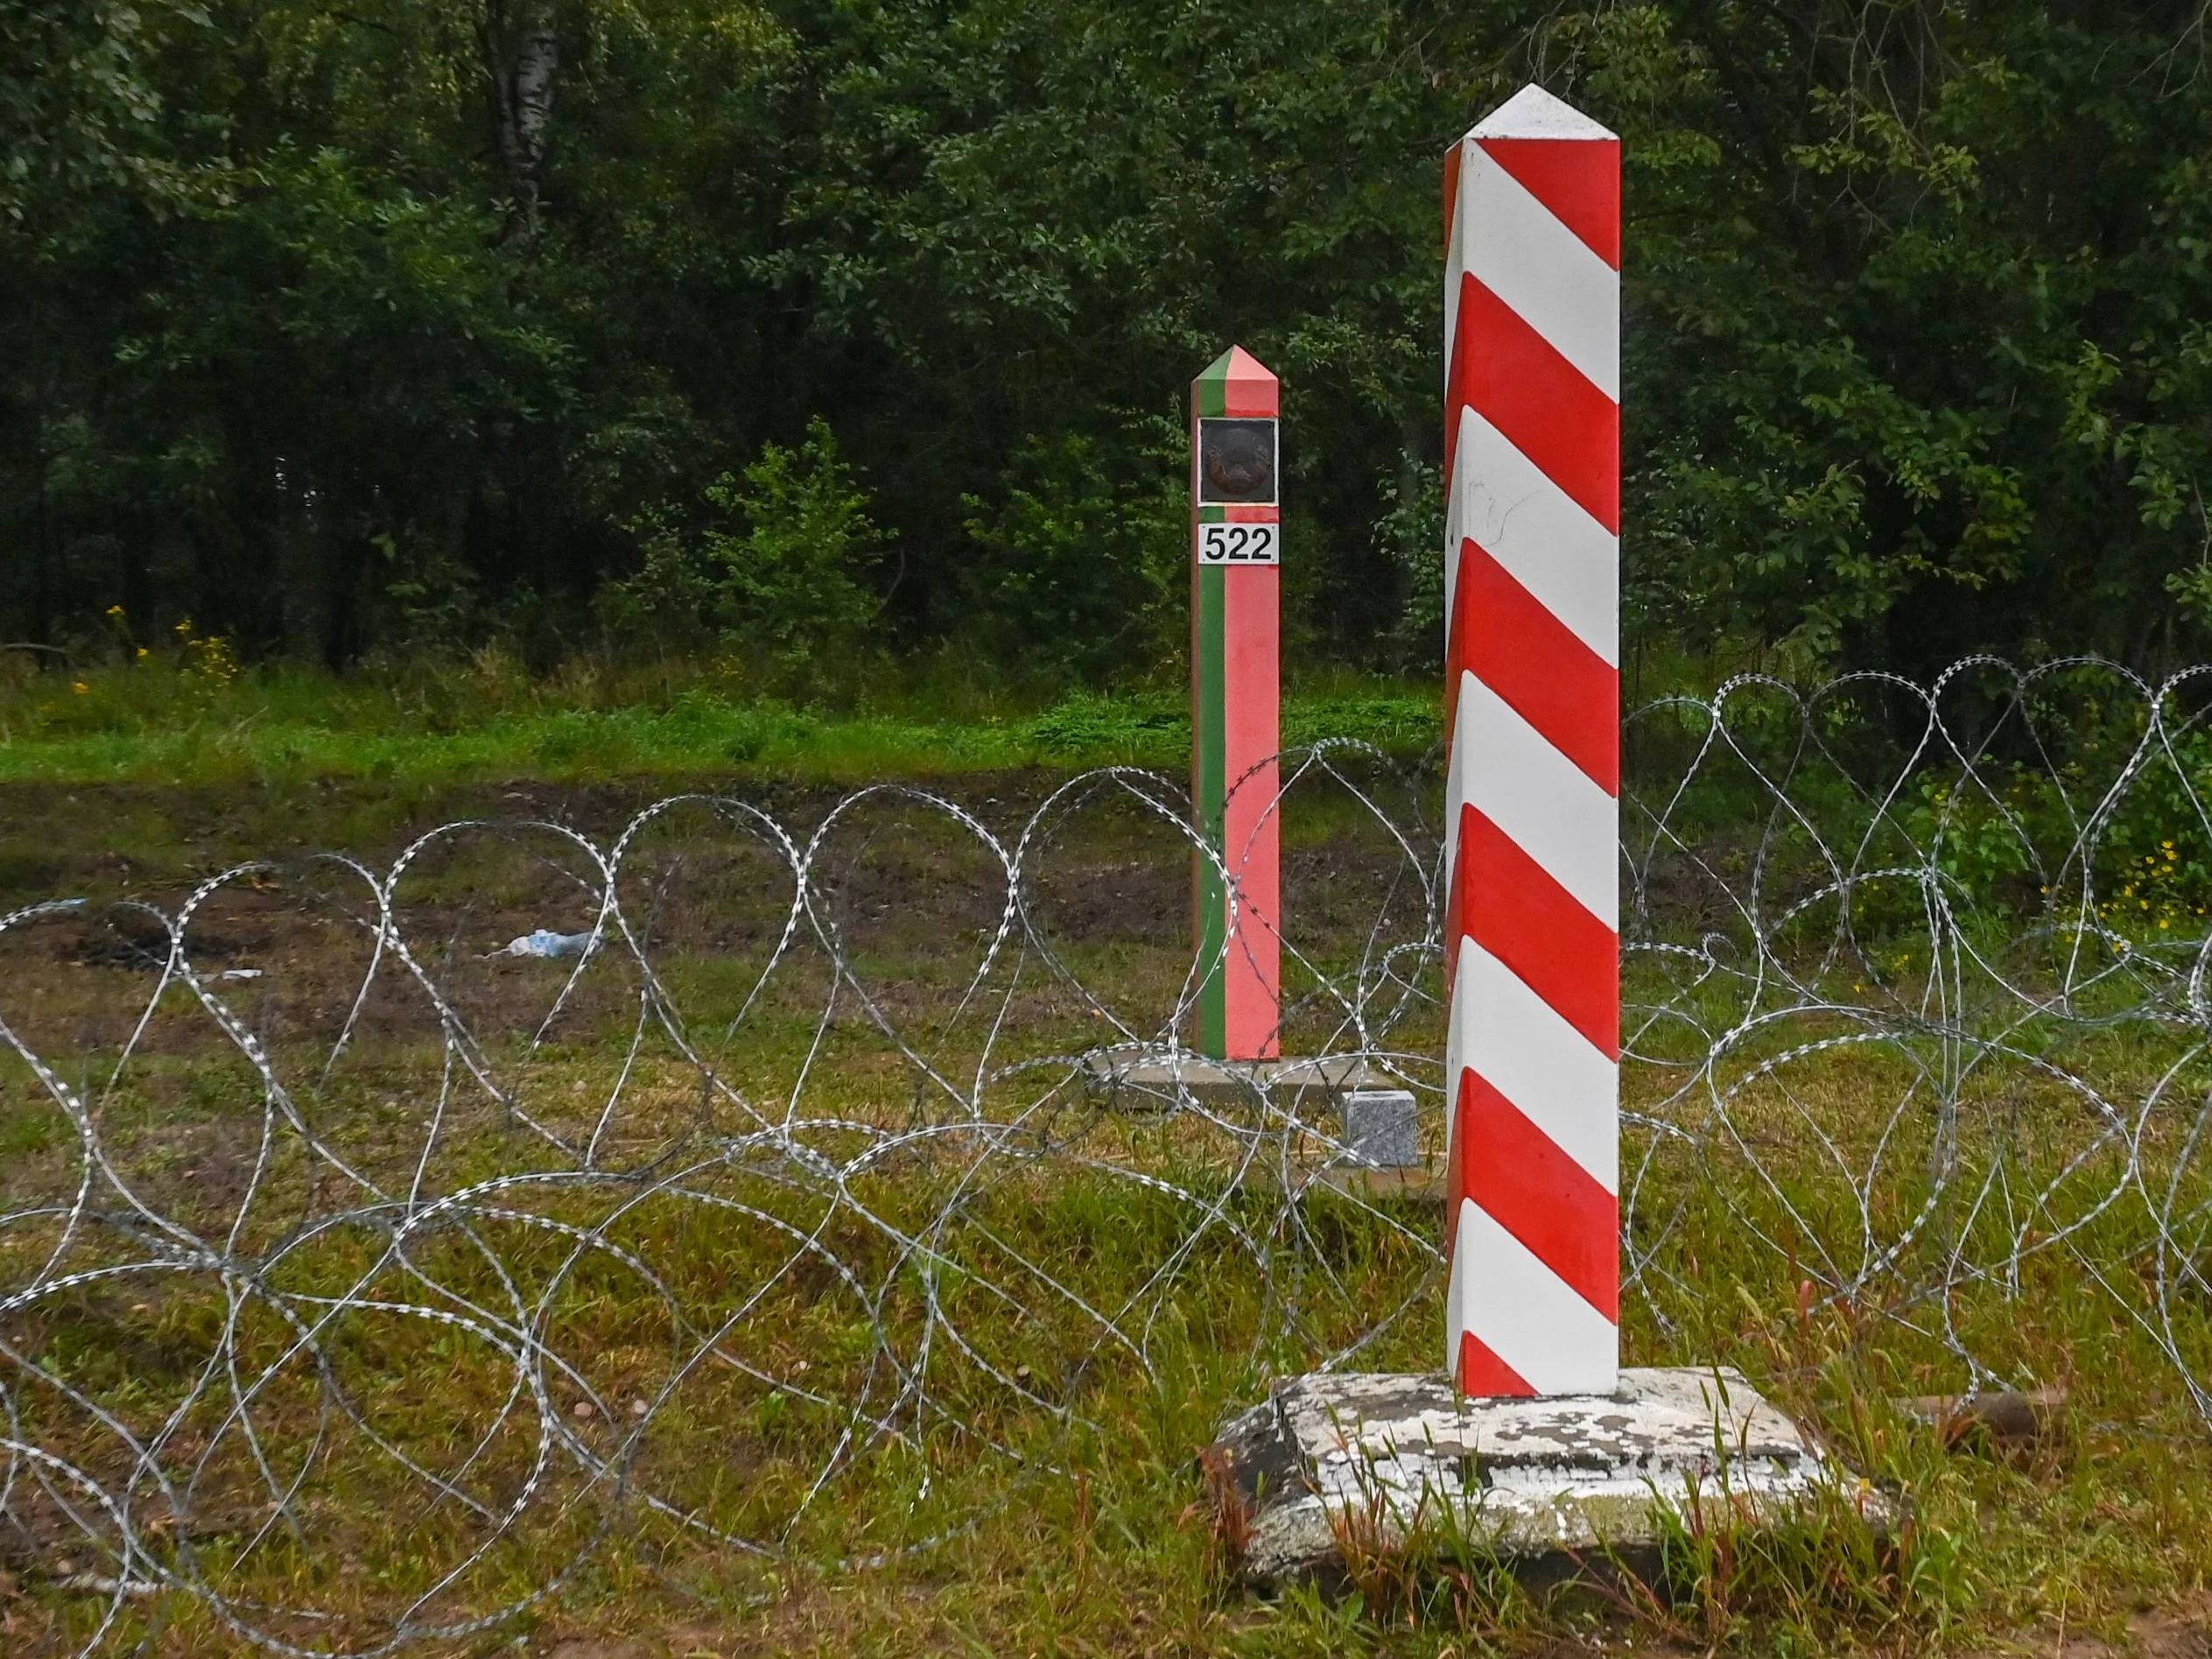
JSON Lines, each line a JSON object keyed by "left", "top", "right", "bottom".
{"left": 1221, "top": 563, "right": 1280, "bottom": 1059}
{"left": 1191, "top": 345, "right": 1282, "bottom": 1062}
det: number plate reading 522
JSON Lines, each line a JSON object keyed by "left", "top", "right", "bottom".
{"left": 1197, "top": 523, "right": 1279, "bottom": 566}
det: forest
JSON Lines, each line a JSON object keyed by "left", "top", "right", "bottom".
{"left": 5, "top": 0, "right": 2210, "bottom": 691}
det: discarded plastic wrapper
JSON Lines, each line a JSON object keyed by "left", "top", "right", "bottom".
{"left": 496, "top": 930, "right": 595, "bottom": 960}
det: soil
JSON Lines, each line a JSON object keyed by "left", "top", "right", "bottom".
{"left": 0, "top": 770, "right": 1436, "bottom": 1063}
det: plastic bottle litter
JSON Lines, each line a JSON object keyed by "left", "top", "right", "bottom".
{"left": 495, "top": 930, "right": 595, "bottom": 960}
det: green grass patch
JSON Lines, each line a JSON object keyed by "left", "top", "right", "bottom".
{"left": 0, "top": 654, "right": 1438, "bottom": 787}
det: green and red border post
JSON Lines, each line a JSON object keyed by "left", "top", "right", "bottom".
{"left": 1190, "top": 346, "right": 1282, "bottom": 1060}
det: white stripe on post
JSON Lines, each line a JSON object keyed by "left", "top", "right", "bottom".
{"left": 1443, "top": 83, "right": 1622, "bottom": 1398}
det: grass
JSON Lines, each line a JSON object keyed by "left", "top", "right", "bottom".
{"left": 4, "top": 979, "right": 2208, "bottom": 1656}
{"left": 0, "top": 869, "right": 2207, "bottom": 1655}
{"left": 0, "top": 646, "right": 1438, "bottom": 787}
{"left": 1, "top": 663, "right": 2208, "bottom": 1656}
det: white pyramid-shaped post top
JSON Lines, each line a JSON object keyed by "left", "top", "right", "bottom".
{"left": 1467, "top": 83, "right": 1617, "bottom": 142}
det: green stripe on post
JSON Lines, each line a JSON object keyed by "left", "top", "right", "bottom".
{"left": 1197, "top": 359, "right": 1230, "bottom": 419}
{"left": 1191, "top": 350, "right": 1232, "bottom": 1055}
{"left": 1195, "top": 554, "right": 1227, "bottom": 1056}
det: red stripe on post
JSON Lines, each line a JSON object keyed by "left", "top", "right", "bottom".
{"left": 1475, "top": 137, "right": 1620, "bottom": 269}
{"left": 1449, "top": 1069, "right": 1619, "bottom": 1319}
{"left": 1446, "top": 538, "right": 1619, "bottom": 794}
{"left": 1457, "top": 1329, "right": 1534, "bottom": 1398}
{"left": 1446, "top": 275, "right": 1619, "bottom": 534}
{"left": 1446, "top": 804, "right": 1619, "bottom": 1059}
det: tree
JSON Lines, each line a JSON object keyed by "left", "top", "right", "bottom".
{"left": 5, "top": 0, "right": 2211, "bottom": 681}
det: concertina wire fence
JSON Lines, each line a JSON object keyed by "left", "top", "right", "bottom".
{"left": 0, "top": 655, "right": 2208, "bottom": 1652}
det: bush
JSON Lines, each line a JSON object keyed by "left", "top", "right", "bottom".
{"left": 601, "top": 418, "right": 891, "bottom": 682}
{"left": 959, "top": 426, "right": 1184, "bottom": 684}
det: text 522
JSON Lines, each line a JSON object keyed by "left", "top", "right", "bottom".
{"left": 1197, "top": 523, "right": 1279, "bottom": 565}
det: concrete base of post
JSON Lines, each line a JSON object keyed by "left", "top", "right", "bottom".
{"left": 1080, "top": 1051, "right": 1391, "bottom": 1111}
{"left": 1208, "top": 1367, "right": 1882, "bottom": 1590}
{"left": 1081, "top": 1057, "right": 1442, "bottom": 1200}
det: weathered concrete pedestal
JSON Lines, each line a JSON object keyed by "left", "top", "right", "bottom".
{"left": 1082, "top": 1055, "right": 1440, "bottom": 1198}
{"left": 1211, "top": 1367, "right": 1874, "bottom": 1588}
{"left": 1081, "top": 1051, "right": 1387, "bottom": 1110}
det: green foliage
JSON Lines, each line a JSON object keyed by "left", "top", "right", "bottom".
{"left": 1905, "top": 770, "right": 2045, "bottom": 903}
{"left": 6, "top": 0, "right": 2212, "bottom": 684}
{"left": 2095, "top": 719, "right": 2212, "bottom": 937}
{"left": 605, "top": 418, "right": 889, "bottom": 680}
{"left": 1609, "top": 4, "right": 2212, "bottom": 674}
{"left": 1895, "top": 711, "right": 2212, "bottom": 938}
{"left": 0, "top": 0, "right": 215, "bottom": 225}
{"left": 1374, "top": 451, "right": 1444, "bottom": 671}
{"left": 960, "top": 427, "right": 1186, "bottom": 681}
{"left": 1019, "top": 691, "right": 1184, "bottom": 763}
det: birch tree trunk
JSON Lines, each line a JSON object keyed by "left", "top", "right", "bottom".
{"left": 482, "top": 0, "right": 558, "bottom": 242}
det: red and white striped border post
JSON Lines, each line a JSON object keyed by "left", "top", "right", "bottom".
{"left": 1441, "top": 86, "right": 1621, "bottom": 1396}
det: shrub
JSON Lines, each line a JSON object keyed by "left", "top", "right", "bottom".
{"left": 601, "top": 418, "right": 891, "bottom": 681}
